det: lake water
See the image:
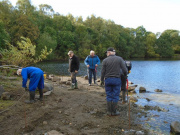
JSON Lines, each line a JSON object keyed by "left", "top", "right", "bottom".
{"left": 36, "top": 60, "right": 180, "bottom": 134}
{"left": 36, "top": 60, "right": 180, "bottom": 94}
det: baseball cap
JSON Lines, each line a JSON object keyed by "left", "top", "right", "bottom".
{"left": 105, "top": 47, "right": 115, "bottom": 53}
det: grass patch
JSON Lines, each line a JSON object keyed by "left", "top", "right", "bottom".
{"left": 0, "top": 100, "right": 14, "bottom": 110}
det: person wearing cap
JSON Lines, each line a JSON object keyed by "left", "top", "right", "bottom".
{"left": 84, "top": 50, "right": 100, "bottom": 86}
{"left": 68, "top": 51, "right": 80, "bottom": 90}
{"left": 101, "top": 47, "right": 127, "bottom": 116}
{"left": 17, "top": 67, "right": 44, "bottom": 103}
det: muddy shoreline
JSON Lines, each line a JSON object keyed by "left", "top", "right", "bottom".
{"left": 0, "top": 76, "right": 174, "bottom": 135}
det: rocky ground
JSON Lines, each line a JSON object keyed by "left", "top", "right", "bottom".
{"left": 0, "top": 75, "right": 172, "bottom": 135}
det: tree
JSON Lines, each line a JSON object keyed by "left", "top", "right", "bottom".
{"left": 10, "top": 14, "right": 40, "bottom": 45}
{"left": 145, "top": 32, "right": 159, "bottom": 57}
{"left": 39, "top": 4, "right": 54, "bottom": 16}
{"left": 36, "top": 32, "right": 57, "bottom": 59}
{"left": 131, "top": 26, "right": 147, "bottom": 57}
{"left": 0, "top": 37, "right": 52, "bottom": 66}
{"left": 16, "top": 0, "right": 35, "bottom": 15}
{"left": 156, "top": 32, "right": 174, "bottom": 57}
{"left": 0, "top": 21, "right": 10, "bottom": 49}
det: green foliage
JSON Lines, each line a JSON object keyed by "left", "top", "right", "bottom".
{"left": 0, "top": 37, "right": 52, "bottom": 67}
{"left": 0, "top": 21, "right": 10, "bottom": 49}
{"left": 0, "top": 0, "right": 180, "bottom": 61}
{"left": 36, "top": 32, "right": 57, "bottom": 59}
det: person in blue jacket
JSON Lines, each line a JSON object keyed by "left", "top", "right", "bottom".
{"left": 84, "top": 50, "right": 100, "bottom": 86}
{"left": 17, "top": 67, "right": 44, "bottom": 103}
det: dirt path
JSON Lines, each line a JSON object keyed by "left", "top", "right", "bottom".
{"left": 0, "top": 77, "right": 148, "bottom": 135}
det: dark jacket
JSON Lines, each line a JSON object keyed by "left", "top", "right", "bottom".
{"left": 69, "top": 55, "right": 80, "bottom": 72}
{"left": 101, "top": 55, "right": 127, "bottom": 81}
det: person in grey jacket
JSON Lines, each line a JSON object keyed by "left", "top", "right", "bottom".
{"left": 101, "top": 47, "right": 127, "bottom": 116}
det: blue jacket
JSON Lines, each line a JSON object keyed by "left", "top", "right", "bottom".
{"left": 21, "top": 67, "right": 44, "bottom": 90}
{"left": 84, "top": 55, "right": 100, "bottom": 69}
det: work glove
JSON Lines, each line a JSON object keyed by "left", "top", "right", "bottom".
{"left": 25, "top": 87, "right": 29, "bottom": 91}
{"left": 100, "top": 81, "right": 104, "bottom": 86}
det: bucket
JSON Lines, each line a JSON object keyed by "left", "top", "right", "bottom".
{"left": 43, "top": 73, "right": 47, "bottom": 79}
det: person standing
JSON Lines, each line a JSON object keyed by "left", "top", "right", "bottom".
{"left": 84, "top": 50, "right": 100, "bottom": 86}
{"left": 17, "top": 67, "right": 44, "bottom": 103}
{"left": 101, "top": 47, "right": 127, "bottom": 116}
{"left": 68, "top": 51, "right": 80, "bottom": 90}
{"left": 121, "top": 61, "right": 132, "bottom": 103}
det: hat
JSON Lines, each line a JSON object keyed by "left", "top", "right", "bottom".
{"left": 105, "top": 47, "right": 115, "bottom": 53}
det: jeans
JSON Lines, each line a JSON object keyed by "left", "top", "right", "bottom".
{"left": 71, "top": 72, "right": 77, "bottom": 84}
{"left": 87, "top": 68, "right": 96, "bottom": 84}
{"left": 105, "top": 78, "right": 121, "bottom": 102}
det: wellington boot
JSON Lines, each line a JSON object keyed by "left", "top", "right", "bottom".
{"left": 25, "top": 91, "right": 35, "bottom": 104}
{"left": 111, "top": 102, "right": 120, "bottom": 116}
{"left": 68, "top": 84, "right": 75, "bottom": 90}
{"left": 107, "top": 101, "right": 112, "bottom": 116}
{"left": 74, "top": 82, "right": 78, "bottom": 89}
{"left": 39, "top": 89, "right": 43, "bottom": 101}
{"left": 122, "top": 90, "right": 126, "bottom": 103}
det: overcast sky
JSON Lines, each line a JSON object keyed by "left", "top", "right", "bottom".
{"left": 9, "top": 0, "right": 180, "bottom": 34}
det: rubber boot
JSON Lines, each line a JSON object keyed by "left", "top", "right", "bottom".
{"left": 107, "top": 101, "right": 112, "bottom": 116}
{"left": 25, "top": 91, "right": 35, "bottom": 104}
{"left": 122, "top": 90, "right": 126, "bottom": 104}
{"left": 68, "top": 83, "right": 75, "bottom": 90}
{"left": 74, "top": 82, "right": 78, "bottom": 89}
{"left": 39, "top": 89, "right": 43, "bottom": 101}
{"left": 111, "top": 102, "right": 120, "bottom": 116}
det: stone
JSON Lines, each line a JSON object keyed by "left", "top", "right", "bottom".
{"left": 66, "top": 81, "right": 71, "bottom": 85}
{"left": 128, "top": 81, "right": 134, "bottom": 84}
{"left": 128, "top": 85, "right": 137, "bottom": 91}
{"left": 48, "top": 74, "right": 54, "bottom": 80}
{"left": 67, "top": 78, "right": 71, "bottom": 81}
{"left": 135, "top": 131, "right": 144, "bottom": 135}
{"left": 139, "top": 87, "right": 146, "bottom": 93}
{"left": 0, "top": 85, "right": 5, "bottom": 97}
{"left": 52, "top": 76, "right": 59, "bottom": 82}
{"left": 60, "top": 81, "right": 67, "bottom": 84}
{"left": 146, "top": 98, "right": 151, "bottom": 102}
{"left": 130, "top": 90, "right": 136, "bottom": 93}
{"left": 1, "top": 92, "right": 11, "bottom": 100}
{"left": 43, "top": 121, "right": 48, "bottom": 125}
{"left": 129, "top": 96, "right": 138, "bottom": 102}
{"left": 43, "top": 83, "right": 53, "bottom": 93}
{"left": 154, "top": 89, "right": 163, "bottom": 92}
{"left": 44, "top": 91, "right": 52, "bottom": 96}
{"left": 0, "top": 76, "right": 17, "bottom": 80}
{"left": 170, "top": 121, "right": 180, "bottom": 134}
{"left": 97, "top": 79, "right": 101, "bottom": 82}
{"left": 46, "top": 130, "right": 63, "bottom": 135}
{"left": 84, "top": 75, "right": 88, "bottom": 80}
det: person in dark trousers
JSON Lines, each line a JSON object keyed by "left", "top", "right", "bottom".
{"left": 17, "top": 67, "right": 44, "bottom": 104}
{"left": 68, "top": 51, "right": 80, "bottom": 90}
{"left": 101, "top": 47, "right": 127, "bottom": 116}
{"left": 121, "top": 61, "right": 132, "bottom": 103}
{"left": 84, "top": 50, "right": 100, "bottom": 86}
